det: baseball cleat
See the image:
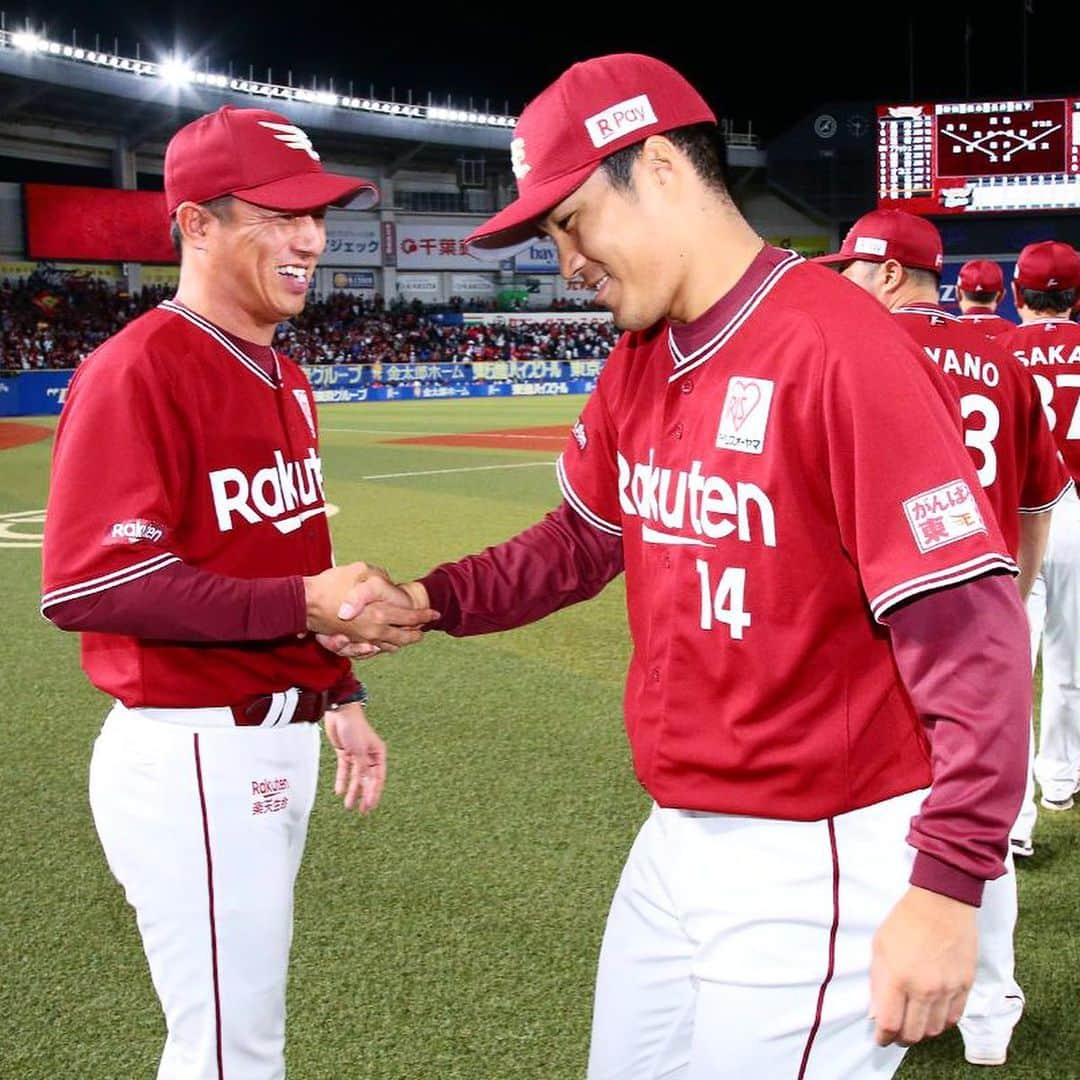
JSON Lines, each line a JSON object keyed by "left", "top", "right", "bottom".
{"left": 963, "top": 1045, "right": 1008, "bottom": 1067}
{"left": 1009, "top": 837, "right": 1034, "bottom": 858}
{"left": 1040, "top": 794, "right": 1075, "bottom": 812}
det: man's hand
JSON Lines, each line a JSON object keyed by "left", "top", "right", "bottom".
{"left": 304, "top": 562, "right": 437, "bottom": 653}
{"left": 870, "top": 885, "right": 977, "bottom": 1047}
{"left": 318, "top": 579, "right": 433, "bottom": 659}
{"left": 323, "top": 701, "right": 386, "bottom": 814}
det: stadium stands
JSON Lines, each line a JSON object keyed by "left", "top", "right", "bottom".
{"left": 0, "top": 275, "right": 617, "bottom": 372}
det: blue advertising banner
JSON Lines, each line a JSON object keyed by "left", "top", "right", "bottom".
{"left": 310, "top": 378, "right": 597, "bottom": 404}
{"left": 1, "top": 368, "right": 599, "bottom": 416}
{"left": 302, "top": 361, "right": 606, "bottom": 387}
{"left": 0, "top": 370, "right": 75, "bottom": 416}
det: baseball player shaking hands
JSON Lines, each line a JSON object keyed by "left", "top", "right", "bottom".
{"left": 327, "top": 55, "right": 1031, "bottom": 1078}
{"left": 41, "top": 108, "right": 435, "bottom": 1079}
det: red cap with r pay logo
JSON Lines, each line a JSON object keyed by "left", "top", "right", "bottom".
{"left": 466, "top": 54, "right": 716, "bottom": 257}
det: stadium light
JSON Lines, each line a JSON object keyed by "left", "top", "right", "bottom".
{"left": 159, "top": 56, "right": 193, "bottom": 87}
{"left": 12, "top": 31, "right": 44, "bottom": 52}
{"left": 1, "top": 26, "right": 518, "bottom": 127}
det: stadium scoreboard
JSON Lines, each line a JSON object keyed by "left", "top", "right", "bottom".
{"left": 877, "top": 98, "right": 1080, "bottom": 215}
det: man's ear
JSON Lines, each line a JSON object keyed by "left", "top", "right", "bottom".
{"left": 174, "top": 202, "right": 216, "bottom": 251}
{"left": 881, "top": 258, "right": 906, "bottom": 293}
{"left": 640, "top": 134, "right": 678, "bottom": 187}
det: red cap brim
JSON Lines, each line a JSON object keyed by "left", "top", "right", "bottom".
{"left": 465, "top": 161, "right": 599, "bottom": 259}
{"left": 811, "top": 252, "right": 858, "bottom": 267}
{"left": 233, "top": 171, "right": 379, "bottom": 213}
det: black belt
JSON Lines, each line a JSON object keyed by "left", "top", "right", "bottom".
{"left": 230, "top": 689, "right": 329, "bottom": 727}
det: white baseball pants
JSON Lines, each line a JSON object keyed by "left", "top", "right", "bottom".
{"left": 1030, "top": 487, "right": 1080, "bottom": 804}
{"left": 587, "top": 790, "right": 928, "bottom": 1079}
{"left": 89, "top": 701, "right": 320, "bottom": 1080}
{"left": 958, "top": 851, "right": 1023, "bottom": 1059}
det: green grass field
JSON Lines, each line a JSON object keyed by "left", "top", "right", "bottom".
{"left": 0, "top": 398, "right": 1076, "bottom": 1078}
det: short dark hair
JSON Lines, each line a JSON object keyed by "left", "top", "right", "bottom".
{"left": 169, "top": 194, "right": 236, "bottom": 259}
{"left": 600, "top": 123, "right": 729, "bottom": 197}
{"left": 960, "top": 288, "right": 999, "bottom": 304}
{"left": 1019, "top": 285, "right": 1076, "bottom": 314}
{"left": 907, "top": 266, "right": 941, "bottom": 291}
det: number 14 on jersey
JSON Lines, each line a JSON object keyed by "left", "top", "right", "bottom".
{"left": 695, "top": 560, "right": 751, "bottom": 639}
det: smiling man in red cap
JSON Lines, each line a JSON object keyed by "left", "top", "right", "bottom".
{"left": 41, "top": 106, "right": 434, "bottom": 1078}
{"left": 955, "top": 259, "right": 1015, "bottom": 336}
{"left": 326, "top": 55, "right": 1031, "bottom": 1077}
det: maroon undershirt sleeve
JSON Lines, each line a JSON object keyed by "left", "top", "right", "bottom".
{"left": 419, "top": 500, "right": 624, "bottom": 636}
{"left": 884, "top": 573, "right": 1030, "bottom": 906}
{"left": 44, "top": 560, "right": 307, "bottom": 642}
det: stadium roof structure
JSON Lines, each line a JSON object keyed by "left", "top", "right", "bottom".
{"left": 0, "top": 27, "right": 519, "bottom": 178}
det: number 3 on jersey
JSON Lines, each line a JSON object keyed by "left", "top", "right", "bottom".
{"left": 696, "top": 560, "right": 751, "bottom": 638}
{"left": 960, "top": 393, "right": 999, "bottom": 487}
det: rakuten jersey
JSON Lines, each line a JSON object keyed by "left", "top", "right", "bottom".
{"left": 997, "top": 318, "right": 1080, "bottom": 488}
{"left": 41, "top": 300, "right": 348, "bottom": 707}
{"left": 558, "top": 247, "right": 1015, "bottom": 820}
{"left": 957, "top": 309, "right": 1015, "bottom": 338}
{"left": 893, "top": 305, "right": 1070, "bottom": 555}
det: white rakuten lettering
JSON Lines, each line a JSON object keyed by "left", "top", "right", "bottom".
{"left": 209, "top": 448, "right": 324, "bottom": 532}
{"left": 924, "top": 346, "right": 999, "bottom": 388}
{"left": 617, "top": 450, "right": 776, "bottom": 547}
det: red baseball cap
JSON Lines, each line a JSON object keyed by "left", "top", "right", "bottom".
{"left": 164, "top": 106, "right": 378, "bottom": 215}
{"left": 814, "top": 209, "right": 943, "bottom": 273}
{"left": 957, "top": 259, "right": 1004, "bottom": 294}
{"left": 1013, "top": 240, "right": 1080, "bottom": 292}
{"left": 466, "top": 53, "right": 716, "bottom": 257}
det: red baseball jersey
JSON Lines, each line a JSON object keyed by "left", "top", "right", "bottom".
{"left": 956, "top": 310, "right": 1015, "bottom": 338}
{"left": 997, "top": 318, "right": 1080, "bottom": 487}
{"left": 41, "top": 300, "right": 348, "bottom": 707}
{"left": 558, "top": 247, "right": 1015, "bottom": 820}
{"left": 893, "top": 305, "right": 1070, "bottom": 555}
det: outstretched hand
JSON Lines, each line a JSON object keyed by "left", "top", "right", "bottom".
{"left": 318, "top": 579, "right": 434, "bottom": 659}
{"left": 304, "top": 561, "right": 438, "bottom": 654}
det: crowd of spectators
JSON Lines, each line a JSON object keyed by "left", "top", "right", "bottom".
{"left": 1, "top": 276, "right": 617, "bottom": 372}
{"left": 1, "top": 275, "right": 172, "bottom": 371}
{"left": 281, "top": 294, "right": 617, "bottom": 367}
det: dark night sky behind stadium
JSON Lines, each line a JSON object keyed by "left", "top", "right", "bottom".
{"left": 3, "top": 2, "right": 1078, "bottom": 140}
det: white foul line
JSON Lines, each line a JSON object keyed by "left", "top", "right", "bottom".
{"left": 361, "top": 461, "right": 555, "bottom": 481}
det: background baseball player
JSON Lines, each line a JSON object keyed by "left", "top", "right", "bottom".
{"left": 816, "top": 209, "right": 1070, "bottom": 1067}
{"left": 40, "top": 107, "right": 434, "bottom": 1079}
{"left": 327, "top": 54, "right": 1031, "bottom": 1078}
{"left": 998, "top": 242, "right": 1080, "bottom": 821}
{"left": 955, "top": 259, "right": 1016, "bottom": 337}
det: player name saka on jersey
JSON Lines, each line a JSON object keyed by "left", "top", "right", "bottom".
{"left": 1011, "top": 343, "right": 1080, "bottom": 366}
{"left": 209, "top": 447, "right": 325, "bottom": 533}
{"left": 923, "top": 346, "right": 1000, "bottom": 387}
{"left": 617, "top": 449, "right": 776, "bottom": 546}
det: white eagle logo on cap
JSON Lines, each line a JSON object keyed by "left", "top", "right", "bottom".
{"left": 510, "top": 138, "right": 531, "bottom": 181}
{"left": 258, "top": 121, "right": 320, "bottom": 161}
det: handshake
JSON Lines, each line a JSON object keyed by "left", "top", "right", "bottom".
{"left": 302, "top": 561, "right": 438, "bottom": 658}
